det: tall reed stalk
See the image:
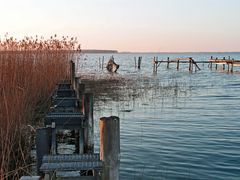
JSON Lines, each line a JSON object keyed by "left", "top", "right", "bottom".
{"left": 0, "top": 34, "right": 80, "bottom": 179}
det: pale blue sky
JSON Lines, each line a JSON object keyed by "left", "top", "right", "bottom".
{"left": 0, "top": 0, "right": 240, "bottom": 52}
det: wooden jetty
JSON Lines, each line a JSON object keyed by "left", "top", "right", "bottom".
{"left": 153, "top": 57, "right": 202, "bottom": 72}
{"left": 21, "top": 61, "right": 120, "bottom": 180}
{"left": 209, "top": 56, "right": 240, "bottom": 72}
{"left": 152, "top": 56, "right": 240, "bottom": 73}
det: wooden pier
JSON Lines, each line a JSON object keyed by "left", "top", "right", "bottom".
{"left": 153, "top": 57, "right": 201, "bottom": 72}
{"left": 208, "top": 56, "right": 240, "bottom": 72}
{"left": 21, "top": 61, "right": 120, "bottom": 180}
{"left": 152, "top": 56, "right": 240, "bottom": 73}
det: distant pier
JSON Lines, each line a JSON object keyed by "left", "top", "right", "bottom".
{"left": 150, "top": 56, "right": 240, "bottom": 73}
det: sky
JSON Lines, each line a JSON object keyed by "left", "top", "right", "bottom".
{"left": 1, "top": 0, "right": 240, "bottom": 52}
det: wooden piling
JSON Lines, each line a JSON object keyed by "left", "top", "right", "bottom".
{"left": 102, "top": 56, "right": 104, "bottom": 70}
{"left": 74, "top": 77, "right": 80, "bottom": 92}
{"left": 138, "top": 57, "right": 142, "bottom": 69}
{"left": 100, "top": 116, "right": 120, "bottom": 180}
{"left": 210, "top": 62, "right": 213, "bottom": 69}
{"left": 36, "top": 127, "right": 51, "bottom": 174}
{"left": 188, "top": 60, "right": 192, "bottom": 71}
{"left": 70, "top": 60, "right": 75, "bottom": 87}
{"left": 177, "top": 60, "right": 180, "bottom": 70}
{"left": 83, "top": 93, "right": 94, "bottom": 153}
{"left": 51, "top": 122, "right": 57, "bottom": 154}
{"left": 99, "top": 58, "right": 101, "bottom": 69}
{"left": 231, "top": 63, "right": 234, "bottom": 73}
{"left": 167, "top": 57, "right": 170, "bottom": 69}
{"left": 153, "top": 57, "right": 156, "bottom": 72}
{"left": 134, "top": 57, "right": 137, "bottom": 68}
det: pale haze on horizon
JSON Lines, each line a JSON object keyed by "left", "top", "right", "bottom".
{"left": 0, "top": 0, "right": 240, "bottom": 52}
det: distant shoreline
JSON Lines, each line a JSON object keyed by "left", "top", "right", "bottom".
{"left": 82, "top": 49, "right": 240, "bottom": 54}
{"left": 82, "top": 49, "right": 118, "bottom": 53}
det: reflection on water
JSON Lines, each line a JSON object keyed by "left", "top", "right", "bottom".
{"left": 76, "top": 53, "right": 240, "bottom": 179}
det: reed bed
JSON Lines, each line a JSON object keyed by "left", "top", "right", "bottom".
{"left": 0, "top": 34, "right": 80, "bottom": 179}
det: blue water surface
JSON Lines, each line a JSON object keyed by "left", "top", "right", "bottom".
{"left": 77, "top": 52, "right": 240, "bottom": 180}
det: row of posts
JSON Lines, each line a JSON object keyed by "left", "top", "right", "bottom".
{"left": 134, "top": 56, "right": 142, "bottom": 69}
{"left": 71, "top": 60, "right": 121, "bottom": 180}
{"left": 152, "top": 57, "right": 198, "bottom": 73}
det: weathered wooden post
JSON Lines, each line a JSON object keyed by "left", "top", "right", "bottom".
{"left": 153, "top": 57, "right": 156, "bottom": 72}
{"left": 155, "top": 57, "right": 158, "bottom": 72}
{"left": 102, "top": 56, "right": 105, "bottom": 70}
{"left": 51, "top": 122, "right": 57, "bottom": 154}
{"left": 189, "top": 59, "right": 192, "bottom": 71}
{"left": 83, "top": 93, "right": 94, "bottom": 153}
{"left": 99, "top": 57, "right": 101, "bottom": 69}
{"left": 36, "top": 127, "right": 51, "bottom": 175}
{"left": 74, "top": 77, "right": 80, "bottom": 93}
{"left": 210, "top": 62, "right": 213, "bottom": 70}
{"left": 77, "top": 83, "right": 86, "bottom": 154}
{"left": 177, "top": 60, "right": 180, "bottom": 70}
{"left": 215, "top": 64, "right": 218, "bottom": 70}
{"left": 100, "top": 116, "right": 120, "bottom": 180}
{"left": 230, "top": 63, "right": 234, "bottom": 73}
{"left": 70, "top": 60, "right": 75, "bottom": 88}
{"left": 223, "top": 64, "right": 225, "bottom": 70}
{"left": 138, "top": 56, "right": 142, "bottom": 69}
{"left": 167, "top": 57, "right": 170, "bottom": 69}
{"left": 134, "top": 57, "right": 137, "bottom": 68}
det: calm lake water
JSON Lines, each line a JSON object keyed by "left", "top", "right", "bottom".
{"left": 76, "top": 52, "right": 240, "bottom": 180}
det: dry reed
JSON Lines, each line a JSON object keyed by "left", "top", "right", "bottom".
{"left": 0, "top": 34, "right": 80, "bottom": 179}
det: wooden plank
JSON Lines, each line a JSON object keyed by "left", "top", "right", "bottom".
{"left": 44, "top": 113, "right": 85, "bottom": 129}
{"left": 52, "top": 97, "right": 78, "bottom": 107}
{"left": 40, "top": 161, "right": 102, "bottom": 172}
{"left": 42, "top": 154, "right": 100, "bottom": 163}
{"left": 55, "top": 89, "right": 75, "bottom": 97}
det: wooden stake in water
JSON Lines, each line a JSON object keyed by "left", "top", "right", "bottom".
{"left": 100, "top": 116, "right": 120, "bottom": 180}
{"left": 138, "top": 57, "right": 142, "bottom": 69}
{"left": 167, "top": 57, "right": 170, "bottom": 69}
{"left": 102, "top": 56, "right": 104, "bottom": 70}
{"left": 134, "top": 57, "right": 137, "bottom": 68}
{"left": 177, "top": 60, "right": 180, "bottom": 70}
{"left": 99, "top": 57, "right": 101, "bottom": 69}
{"left": 84, "top": 93, "right": 94, "bottom": 153}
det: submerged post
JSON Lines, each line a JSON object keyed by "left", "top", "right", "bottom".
{"left": 83, "top": 93, "right": 94, "bottom": 153}
{"left": 100, "top": 116, "right": 120, "bottom": 180}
